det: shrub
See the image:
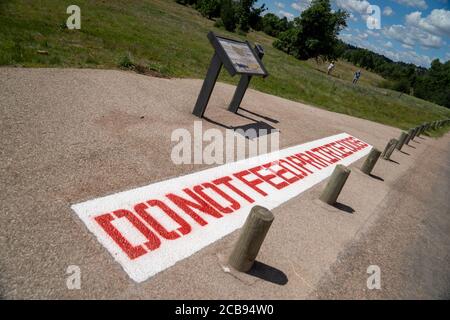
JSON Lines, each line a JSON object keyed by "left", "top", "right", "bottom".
{"left": 214, "top": 18, "right": 224, "bottom": 29}
{"left": 220, "top": 0, "right": 236, "bottom": 32}
{"left": 196, "top": 0, "right": 221, "bottom": 19}
{"left": 118, "top": 52, "right": 135, "bottom": 69}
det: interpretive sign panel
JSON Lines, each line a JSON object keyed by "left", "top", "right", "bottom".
{"left": 216, "top": 37, "right": 266, "bottom": 76}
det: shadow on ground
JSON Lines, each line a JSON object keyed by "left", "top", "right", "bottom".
{"left": 233, "top": 121, "right": 278, "bottom": 139}
{"left": 333, "top": 202, "right": 355, "bottom": 214}
{"left": 369, "top": 173, "right": 384, "bottom": 181}
{"left": 239, "top": 107, "right": 279, "bottom": 124}
{"left": 246, "top": 261, "right": 288, "bottom": 285}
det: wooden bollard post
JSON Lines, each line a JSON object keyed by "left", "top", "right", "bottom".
{"left": 319, "top": 165, "right": 351, "bottom": 205}
{"left": 416, "top": 125, "right": 422, "bottom": 137}
{"left": 418, "top": 124, "right": 426, "bottom": 136}
{"left": 383, "top": 138, "right": 398, "bottom": 160}
{"left": 361, "top": 148, "right": 381, "bottom": 175}
{"left": 381, "top": 139, "right": 397, "bottom": 158}
{"left": 411, "top": 127, "right": 419, "bottom": 140}
{"left": 382, "top": 138, "right": 396, "bottom": 159}
{"left": 228, "top": 206, "right": 274, "bottom": 272}
{"left": 405, "top": 128, "right": 414, "bottom": 145}
{"left": 416, "top": 125, "right": 422, "bottom": 136}
{"left": 396, "top": 132, "right": 408, "bottom": 151}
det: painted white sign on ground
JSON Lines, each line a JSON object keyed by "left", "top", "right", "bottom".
{"left": 72, "top": 133, "right": 371, "bottom": 282}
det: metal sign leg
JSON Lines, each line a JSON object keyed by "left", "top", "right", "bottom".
{"left": 192, "top": 53, "right": 223, "bottom": 118}
{"left": 228, "top": 75, "right": 251, "bottom": 114}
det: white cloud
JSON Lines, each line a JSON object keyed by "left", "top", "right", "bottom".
{"left": 338, "top": 30, "right": 369, "bottom": 44}
{"left": 393, "top": 0, "right": 428, "bottom": 10}
{"left": 338, "top": 33, "right": 353, "bottom": 43}
{"left": 383, "top": 6, "right": 394, "bottom": 16}
{"left": 359, "top": 32, "right": 369, "bottom": 39}
{"left": 278, "top": 10, "right": 295, "bottom": 20}
{"left": 335, "top": 0, "right": 371, "bottom": 15}
{"left": 405, "top": 9, "right": 450, "bottom": 37}
{"left": 349, "top": 12, "right": 358, "bottom": 21}
{"left": 383, "top": 24, "right": 444, "bottom": 49}
{"left": 416, "top": 33, "right": 443, "bottom": 48}
{"left": 275, "top": 1, "right": 285, "bottom": 9}
{"left": 335, "top": 0, "right": 380, "bottom": 27}
{"left": 384, "top": 41, "right": 393, "bottom": 48}
{"left": 383, "top": 25, "right": 416, "bottom": 46}
{"left": 402, "top": 43, "right": 414, "bottom": 49}
{"left": 445, "top": 52, "right": 450, "bottom": 62}
{"left": 400, "top": 51, "right": 432, "bottom": 66}
{"left": 291, "top": 0, "right": 312, "bottom": 12}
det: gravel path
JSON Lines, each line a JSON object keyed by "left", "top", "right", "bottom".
{"left": 1, "top": 68, "right": 448, "bottom": 299}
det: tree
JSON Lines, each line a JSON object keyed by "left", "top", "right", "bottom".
{"left": 248, "top": 2, "right": 266, "bottom": 31}
{"left": 273, "top": 0, "right": 348, "bottom": 61}
{"left": 196, "top": 0, "right": 221, "bottom": 19}
{"left": 220, "top": 0, "right": 237, "bottom": 32}
{"left": 234, "top": 0, "right": 265, "bottom": 33}
{"left": 414, "top": 59, "right": 450, "bottom": 108}
{"left": 261, "top": 13, "right": 291, "bottom": 37}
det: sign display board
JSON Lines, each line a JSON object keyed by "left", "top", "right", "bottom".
{"left": 217, "top": 37, "right": 266, "bottom": 76}
{"left": 192, "top": 32, "right": 268, "bottom": 118}
{"left": 72, "top": 133, "right": 371, "bottom": 282}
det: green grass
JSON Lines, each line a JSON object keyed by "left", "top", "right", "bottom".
{"left": 1, "top": 0, "right": 449, "bottom": 136}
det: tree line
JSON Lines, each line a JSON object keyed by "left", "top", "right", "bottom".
{"left": 338, "top": 44, "right": 450, "bottom": 108}
{"left": 176, "top": 0, "right": 450, "bottom": 108}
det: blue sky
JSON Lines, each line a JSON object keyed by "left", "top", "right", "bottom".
{"left": 257, "top": 0, "right": 450, "bottom": 67}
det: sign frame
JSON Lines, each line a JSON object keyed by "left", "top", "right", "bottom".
{"left": 208, "top": 32, "right": 269, "bottom": 77}
{"left": 192, "top": 32, "right": 269, "bottom": 118}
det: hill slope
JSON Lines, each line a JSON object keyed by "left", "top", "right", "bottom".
{"left": 1, "top": 0, "right": 449, "bottom": 132}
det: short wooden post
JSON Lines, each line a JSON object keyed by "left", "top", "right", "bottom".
{"left": 405, "top": 128, "right": 414, "bottom": 145}
{"left": 417, "top": 124, "right": 425, "bottom": 136}
{"left": 228, "top": 206, "right": 274, "bottom": 272}
{"left": 396, "top": 132, "right": 408, "bottom": 151}
{"left": 319, "top": 165, "right": 351, "bottom": 205}
{"left": 383, "top": 138, "right": 398, "bottom": 160}
{"left": 411, "top": 127, "right": 420, "bottom": 140}
{"left": 361, "top": 148, "right": 381, "bottom": 175}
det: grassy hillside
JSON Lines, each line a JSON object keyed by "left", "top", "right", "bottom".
{"left": 1, "top": 0, "right": 449, "bottom": 134}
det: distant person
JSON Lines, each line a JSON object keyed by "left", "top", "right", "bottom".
{"left": 353, "top": 70, "right": 361, "bottom": 84}
{"left": 327, "top": 61, "right": 335, "bottom": 75}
